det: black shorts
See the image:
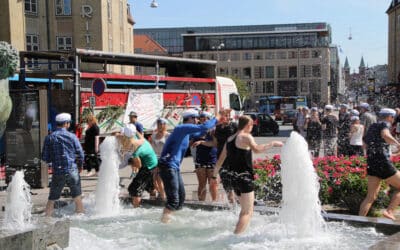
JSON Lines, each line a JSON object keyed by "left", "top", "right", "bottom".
{"left": 367, "top": 158, "right": 397, "bottom": 179}
{"left": 128, "top": 167, "right": 154, "bottom": 197}
{"left": 231, "top": 172, "right": 254, "bottom": 196}
{"left": 219, "top": 168, "right": 234, "bottom": 192}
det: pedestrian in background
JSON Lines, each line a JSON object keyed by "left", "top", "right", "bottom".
{"left": 305, "top": 107, "right": 322, "bottom": 158}
{"left": 128, "top": 111, "right": 144, "bottom": 135}
{"left": 349, "top": 116, "right": 364, "bottom": 156}
{"left": 42, "top": 113, "right": 85, "bottom": 216}
{"left": 359, "top": 103, "right": 377, "bottom": 135}
{"left": 150, "top": 117, "right": 170, "bottom": 201}
{"left": 321, "top": 105, "right": 338, "bottom": 156}
{"left": 337, "top": 104, "right": 351, "bottom": 156}
{"left": 83, "top": 114, "right": 100, "bottom": 177}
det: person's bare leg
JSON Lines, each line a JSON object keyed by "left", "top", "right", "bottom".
{"left": 359, "top": 176, "right": 381, "bottom": 216}
{"left": 161, "top": 207, "right": 172, "bottom": 223}
{"left": 234, "top": 192, "right": 254, "bottom": 234}
{"left": 74, "top": 196, "right": 84, "bottom": 214}
{"left": 383, "top": 172, "right": 400, "bottom": 220}
{"left": 207, "top": 169, "right": 218, "bottom": 201}
{"left": 45, "top": 200, "right": 55, "bottom": 217}
{"left": 227, "top": 190, "right": 235, "bottom": 204}
{"left": 132, "top": 196, "right": 141, "bottom": 208}
{"left": 156, "top": 176, "right": 166, "bottom": 200}
{"left": 196, "top": 168, "right": 207, "bottom": 201}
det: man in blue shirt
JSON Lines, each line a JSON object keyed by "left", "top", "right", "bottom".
{"left": 42, "top": 113, "right": 85, "bottom": 216}
{"left": 128, "top": 111, "right": 144, "bottom": 135}
{"left": 159, "top": 109, "right": 218, "bottom": 223}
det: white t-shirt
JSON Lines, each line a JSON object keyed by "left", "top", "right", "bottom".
{"left": 350, "top": 124, "right": 364, "bottom": 146}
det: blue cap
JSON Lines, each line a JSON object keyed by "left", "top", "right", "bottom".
{"left": 182, "top": 109, "right": 199, "bottom": 119}
{"left": 55, "top": 113, "right": 71, "bottom": 123}
{"left": 379, "top": 108, "right": 396, "bottom": 117}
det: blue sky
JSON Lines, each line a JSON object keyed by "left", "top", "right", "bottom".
{"left": 129, "top": 0, "right": 390, "bottom": 72}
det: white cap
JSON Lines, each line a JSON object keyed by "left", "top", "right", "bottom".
{"left": 311, "top": 107, "right": 318, "bottom": 112}
{"left": 121, "top": 124, "right": 137, "bottom": 138}
{"left": 350, "top": 109, "right": 360, "bottom": 116}
{"left": 350, "top": 116, "right": 359, "bottom": 121}
{"left": 340, "top": 104, "right": 349, "bottom": 109}
{"left": 200, "top": 111, "right": 212, "bottom": 118}
{"left": 379, "top": 108, "right": 396, "bottom": 117}
{"left": 324, "top": 105, "right": 333, "bottom": 110}
{"left": 182, "top": 109, "right": 199, "bottom": 119}
{"left": 55, "top": 113, "right": 71, "bottom": 123}
{"left": 360, "top": 103, "right": 370, "bottom": 110}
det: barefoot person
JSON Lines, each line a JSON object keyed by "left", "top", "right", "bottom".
{"left": 213, "top": 115, "right": 283, "bottom": 234}
{"left": 42, "top": 113, "right": 85, "bottom": 216}
{"left": 159, "top": 109, "right": 218, "bottom": 223}
{"left": 359, "top": 108, "right": 400, "bottom": 220}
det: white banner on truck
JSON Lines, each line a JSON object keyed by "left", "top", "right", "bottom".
{"left": 124, "top": 90, "right": 164, "bottom": 131}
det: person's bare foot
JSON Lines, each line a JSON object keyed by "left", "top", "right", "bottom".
{"left": 161, "top": 208, "right": 172, "bottom": 223}
{"left": 383, "top": 210, "right": 396, "bottom": 220}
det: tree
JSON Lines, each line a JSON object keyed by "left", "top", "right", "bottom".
{"left": 221, "top": 75, "right": 250, "bottom": 103}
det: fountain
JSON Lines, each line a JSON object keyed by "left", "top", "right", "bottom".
{"left": 280, "top": 132, "right": 326, "bottom": 237}
{"left": 2, "top": 171, "right": 32, "bottom": 231}
{"left": 94, "top": 136, "right": 121, "bottom": 216}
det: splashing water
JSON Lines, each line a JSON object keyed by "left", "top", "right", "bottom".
{"left": 95, "top": 136, "right": 121, "bottom": 216}
{"left": 280, "top": 131, "right": 326, "bottom": 237}
{"left": 2, "top": 171, "right": 32, "bottom": 231}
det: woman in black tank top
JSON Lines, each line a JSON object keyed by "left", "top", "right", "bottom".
{"left": 213, "top": 115, "right": 283, "bottom": 234}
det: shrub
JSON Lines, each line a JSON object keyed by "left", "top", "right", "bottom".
{"left": 0, "top": 41, "right": 19, "bottom": 79}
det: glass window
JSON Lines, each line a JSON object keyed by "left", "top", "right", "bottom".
{"left": 300, "top": 65, "right": 312, "bottom": 77}
{"left": 243, "top": 52, "right": 252, "bottom": 60}
{"left": 25, "top": 0, "right": 38, "bottom": 14}
{"left": 55, "top": 0, "right": 71, "bottom": 16}
{"left": 289, "top": 66, "right": 297, "bottom": 78}
{"left": 312, "top": 50, "right": 321, "bottom": 58}
{"left": 312, "top": 65, "right": 321, "bottom": 77}
{"left": 265, "top": 51, "right": 275, "bottom": 59}
{"left": 107, "top": 0, "right": 112, "bottom": 21}
{"left": 263, "top": 81, "right": 274, "bottom": 93}
{"left": 288, "top": 50, "right": 298, "bottom": 59}
{"left": 299, "top": 50, "right": 310, "bottom": 59}
{"left": 277, "top": 66, "right": 288, "bottom": 78}
{"left": 230, "top": 53, "right": 240, "bottom": 61}
{"left": 300, "top": 80, "right": 308, "bottom": 92}
{"left": 243, "top": 67, "right": 251, "bottom": 79}
{"left": 232, "top": 67, "right": 241, "bottom": 78}
{"left": 26, "top": 34, "right": 39, "bottom": 68}
{"left": 57, "top": 36, "right": 73, "bottom": 69}
{"left": 265, "top": 66, "right": 274, "bottom": 78}
{"left": 254, "top": 52, "right": 263, "bottom": 60}
{"left": 254, "top": 66, "right": 264, "bottom": 79}
{"left": 276, "top": 51, "right": 287, "bottom": 59}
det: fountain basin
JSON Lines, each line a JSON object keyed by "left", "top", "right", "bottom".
{"left": 0, "top": 219, "right": 70, "bottom": 250}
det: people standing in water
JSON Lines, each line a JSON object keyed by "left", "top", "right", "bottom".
{"left": 213, "top": 108, "right": 238, "bottom": 203}
{"left": 42, "top": 113, "right": 85, "bottom": 216}
{"left": 150, "top": 118, "right": 170, "bottom": 201}
{"left": 359, "top": 108, "right": 400, "bottom": 220}
{"left": 191, "top": 111, "right": 218, "bottom": 201}
{"left": 83, "top": 114, "right": 100, "bottom": 177}
{"left": 213, "top": 115, "right": 283, "bottom": 234}
{"left": 158, "top": 109, "right": 218, "bottom": 223}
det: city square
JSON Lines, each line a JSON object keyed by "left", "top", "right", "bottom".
{"left": 1, "top": 0, "right": 400, "bottom": 249}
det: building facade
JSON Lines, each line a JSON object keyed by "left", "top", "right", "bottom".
{"left": 136, "top": 23, "right": 338, "bottom": 106}
{"left": 387, "top": 0, "right": 400, "bottom": 84}
{"left": 1, "top": 0, "right": 134, "bottom": 74}
{"left": 0, "top": 0, "right": 26, "bottom": 51}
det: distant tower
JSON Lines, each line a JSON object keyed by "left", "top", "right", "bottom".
{"left": 343, "top": 57, "right": 350, "bottom": 83}
{"left": 359, "top": 56, "right": 366, "bottom": 76}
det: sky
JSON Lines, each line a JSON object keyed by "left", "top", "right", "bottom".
{"left": 128, "top": 0, "right": 390, "bottom": 72}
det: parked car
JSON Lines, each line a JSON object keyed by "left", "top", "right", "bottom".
{"left": 244, "top": 112, "right": 279, "bottom": 136}
{"left": 282, "top": 109, "right": 297, "bottom": 125}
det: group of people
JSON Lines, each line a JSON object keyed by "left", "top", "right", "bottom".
{"left": 295, "top": 103, "right": 400, "bottom": 220}
{"left": 41, "top": 109, "right": 282, "bottom": 234}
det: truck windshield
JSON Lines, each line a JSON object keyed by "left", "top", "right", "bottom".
{"left": 230, "top": 93, "right": 242, "bottom": 111}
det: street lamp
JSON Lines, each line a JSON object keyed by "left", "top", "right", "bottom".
{"left": 212, "top": 43, "right": 224, "bottom": 74}
{"left": 150, "top": 0, "right": 158, "bottom": 8}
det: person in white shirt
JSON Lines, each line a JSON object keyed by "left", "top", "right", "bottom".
{"left": 349, "top": 116, "right": 364, "bottom": 156}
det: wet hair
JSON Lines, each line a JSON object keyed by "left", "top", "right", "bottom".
{"left": 238, "top": 115, "right": 252, "bottom": 130}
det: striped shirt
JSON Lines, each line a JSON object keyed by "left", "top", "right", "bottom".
{"left": 42, "top": 128, "right": 84, "bottom": 175}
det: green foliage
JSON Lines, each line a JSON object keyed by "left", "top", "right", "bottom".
{"left": 0, "top": 41, "right": 19, "bottom": 79}
{"left": 220, "top": 75, "right": 249, "bottom": 102}
{"left": 95, "top": 105, "right": 124, "bottom": 131}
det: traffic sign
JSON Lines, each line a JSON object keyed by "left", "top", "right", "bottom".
{"left": 92, "top": 78, "right": 106, "bottom": 96}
